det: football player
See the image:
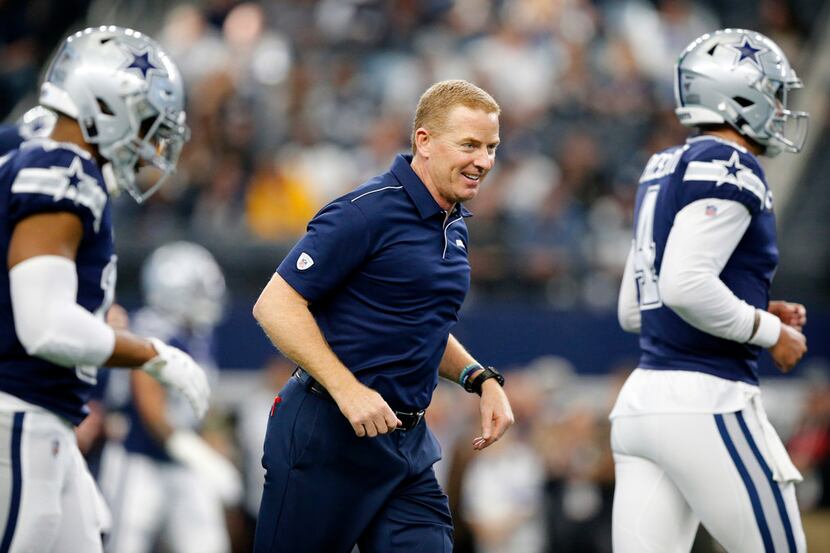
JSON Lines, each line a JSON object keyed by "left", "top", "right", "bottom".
{"left": 99, "top": 242, "right": 241, "bottom": 553}
{"left": 612, "top": 28, "right": 809, "bottom": 552}
{"left": 0, "top": 27, "right": 209, "bottom": 553}
{"left": 611, "top": 29, "right": 808, "bottom": 553}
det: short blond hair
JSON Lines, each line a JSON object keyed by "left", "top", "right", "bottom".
{"left": 411, "top": 80, "right": 500, "bottom": 154}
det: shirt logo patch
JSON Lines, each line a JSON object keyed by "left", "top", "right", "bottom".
{"left": 705, "top": 204, "right": 718, "bottom": 217}
{"left": 455, "top": 239, "right": 466, "bottom": 250}
{"left": 297, "top": 252, "right": 314, "bottom": 271}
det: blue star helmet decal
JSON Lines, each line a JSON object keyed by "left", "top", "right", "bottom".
{"left": 126, "top": 51, "right": 158, "bottom": 78}
{"left": 733, "top": 37, "right": 766, "bottom": 68}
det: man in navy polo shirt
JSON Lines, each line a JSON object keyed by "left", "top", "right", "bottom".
{"left": 252, "top": 80, "right": 514, "bottom": 553}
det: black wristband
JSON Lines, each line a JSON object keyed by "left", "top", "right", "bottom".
{"left": 465, "top": 366, "right": 504, "bottom": 396}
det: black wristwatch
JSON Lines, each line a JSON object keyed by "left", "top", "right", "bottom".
{"left": 464, "top": 366, "right": 505, "bottom": 396}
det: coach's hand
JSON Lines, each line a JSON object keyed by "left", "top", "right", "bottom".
{"left": 473, "top": 380, "right": 514, "bottom": 451}
{"left": 330, "top": 379, "right": 402, "bottom": 437}
{"left": 768, "top": 301, "right": 807, "bottom": 332}
{"left": 769, "top": 324, "right": 807, "bottom": 374}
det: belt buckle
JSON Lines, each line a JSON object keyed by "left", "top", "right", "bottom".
{"left": 294, "top": 368, "right": 332, "bottom": 400}
{"left": 395, "top": 410, "right": 425, "bottom": 431}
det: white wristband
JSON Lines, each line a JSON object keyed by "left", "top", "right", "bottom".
{"left": 747, "top": 310, "right": 781, "bottom": 348}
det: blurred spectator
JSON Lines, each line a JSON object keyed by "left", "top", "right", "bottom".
{"left": 0, "top": 1, "right": 92, "bottom": 119}
{"left": 437, "top": 388, "right": 482, "bottom": 553}
{"left": 462, "top": 371, "right": 546, "bottom": 553}
{"left": 1, "top": 0, "right": 822, "bottom": 303}
{"left": 787, "top": 364, "right": 830, "bottom": 552}
{"left": 537, "top": 406, "right": 614, "bottom": 553}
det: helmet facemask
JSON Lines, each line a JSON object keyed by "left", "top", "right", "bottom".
{"left": 102, "top": 94, "right": 190, "bottom": 203}
{"left": 760, "top": 78, "right": 809, "bottom": 156}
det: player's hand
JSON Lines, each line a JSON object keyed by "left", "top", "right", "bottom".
{"left": 330, "top": 379, "right": 401, "bottom": 438}
{"left": 769, "top": 324, "right": 807, "bottom": 374}
{"left": 473, "top": 379, "right": 514, "bottom": 451}
{"left": 768, "top": 301, "right": 807, "bottom": 331}
{"left": 141, "top": 338, "right": 210, "bottom": 419}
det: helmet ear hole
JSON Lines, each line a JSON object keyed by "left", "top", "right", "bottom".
{"left": 733, "top": 96, "right": 755, "bottom": 108}
{"left": 96, "top": 98, "right": 115, "bottom": 115}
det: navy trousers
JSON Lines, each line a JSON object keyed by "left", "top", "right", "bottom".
{"left": 253, "top": 377, "right": 453, "bottom": 553}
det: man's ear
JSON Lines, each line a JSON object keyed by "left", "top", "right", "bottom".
{"left": 414, "top": 127, "right": 431, "bottom": 159}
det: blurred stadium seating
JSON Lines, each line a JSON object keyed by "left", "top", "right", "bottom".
{"left": 3, "top": 1, "right": 829, "bottom": 552}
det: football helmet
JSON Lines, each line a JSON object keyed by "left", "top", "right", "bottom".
{"left": 141, "top": 242, "right": 226, "bottom": 331}
{"left": 674, "top": 28, "right": 808, "bottom": 157}
{"left": 40, "top": 26, "right": 190, "bottom": 201}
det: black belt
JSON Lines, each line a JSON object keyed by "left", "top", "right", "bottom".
{"left": 293, "top": 368, "right": 425, "bottom": 431}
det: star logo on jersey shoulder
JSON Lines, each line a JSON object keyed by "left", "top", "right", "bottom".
{"left": 731, "top": 37, "right": 767, "bottom": 69}
{"left": 712, "top": 152, "right": 748, "bottom": 187}
{"left": 55, "top": 157, "right": 107, "bottom": 232}
{"left": 57, "top": 157, "right": 97, "bottom": 200}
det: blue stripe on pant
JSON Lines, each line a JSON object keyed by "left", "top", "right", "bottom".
{"left": 734, "top": 412, "right": 797, "bottom": 553}
{"left": 254, "top": 377, "right": 452, "bottom": 553}
{"left": 715, "top": 412, "right": 796, "bottom": 553}
{"left": 1, "top": 412, "right": 25, "bottom": 553}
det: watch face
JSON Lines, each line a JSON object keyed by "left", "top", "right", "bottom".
{"left": 468, "top": 367, "right": 504, "bottom": 395}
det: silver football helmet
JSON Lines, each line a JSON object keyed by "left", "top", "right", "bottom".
{"left": 40, "top": 26, "right": 190, "bottom": 201}
{"left": 141, "top": 242, "right": 226, "bottom": 331}
{"left": 674, "top": 28, "right": 808, "bottom": 157}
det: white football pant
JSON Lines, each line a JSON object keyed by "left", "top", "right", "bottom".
{"left": 0, "top": 408, "right": 110, "bottom": 553}
{"left": 611, "top": 407, "right": 806, "bottom": 553}
{"left": 98, "top": 443, "right": 230, "bottom": 553}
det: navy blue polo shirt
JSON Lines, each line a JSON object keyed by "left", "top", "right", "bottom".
{"left": 277, "top": 154, "right": 472, "bottom": 411}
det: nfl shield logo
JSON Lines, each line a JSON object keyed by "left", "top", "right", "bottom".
{"left": 705, "top": 204, "right": 718, "bottom": 217}
{"left": 296, "top": 252, "right": 314, "bottom": 271}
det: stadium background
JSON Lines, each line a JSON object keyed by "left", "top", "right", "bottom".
{"left": 3, "top": 1, "right": 829, "bottom": 552}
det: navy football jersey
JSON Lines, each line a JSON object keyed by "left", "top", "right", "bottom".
{"left": 0, "top": 126, "right": 24, "bottom": 156}
{"left": 0, "top": 131, "right": 115, "bottom": 425}
{"left": 633, "top": 136, "right": 777, "bottom": 385}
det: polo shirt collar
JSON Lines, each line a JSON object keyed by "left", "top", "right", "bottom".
{"left": 390, "top": 154, "right": 473, "bottom": 219}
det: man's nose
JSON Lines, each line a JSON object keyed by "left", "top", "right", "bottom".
{"left": 474, "top": 147, "right": 494, "bottom": 171}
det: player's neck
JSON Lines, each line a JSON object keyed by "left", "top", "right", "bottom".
{"left": 700, "top": 127, "right": 764, "bottom": 156}
{"left": 49, "top": 116, "right": 100, "bottom": 161}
